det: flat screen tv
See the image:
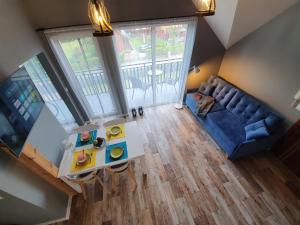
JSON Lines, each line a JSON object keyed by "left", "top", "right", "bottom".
{"left": 0, "top": 67, "right": 44, "bottom": 156}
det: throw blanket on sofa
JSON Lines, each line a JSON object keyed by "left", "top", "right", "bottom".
{"left": 194, "top": 93, "right": 215, "bottom": 117}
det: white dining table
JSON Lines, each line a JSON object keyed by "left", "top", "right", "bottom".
{"left": 58, "top": 121, "right": 146, "bottom": 178}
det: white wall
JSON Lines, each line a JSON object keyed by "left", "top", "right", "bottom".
{"left": 0, "top": 0, "right": 42, "bottom": 77}
{"left": 204, "top": 0, "right": 238, "bottom": 48}
{"left": 219, "top": 3, "right": 300, "bottom": 124}
{"left": 26, "top": 106, "right": 68, "bottom": 166}
{"left": 228, "top": 0, "right": 299, "bottom": 47}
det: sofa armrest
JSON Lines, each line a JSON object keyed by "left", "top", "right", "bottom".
{"left": 187, "top": 88, "right": 198, "bottom": 93}
{"left": 228, "top": 134, "right": 282, "bottom": 160}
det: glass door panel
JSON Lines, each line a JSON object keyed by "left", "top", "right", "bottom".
{"left": 155, "top": 24, "right": 188, "bottom": 105}
{"left": 49, "top": 32, "right": 117, "bottom": 118}
{"left": 114, "top": 21, "right": 192, "bottom": 108}
{"left": 114, "top": 27, "right": 154, "bottom": 108}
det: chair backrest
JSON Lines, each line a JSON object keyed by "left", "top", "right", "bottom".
{"left": 72, "top": 122, "right": 99, "bottom": 134}
{"left": 66, "top": 170, "right": 98, "bottom": 183}
{"left": 128, "top": 76, "right": 144, "bottom": 89}
{"left": 103, "top": 118, "right": 126, "bottom": 127}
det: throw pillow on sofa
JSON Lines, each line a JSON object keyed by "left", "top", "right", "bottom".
{"left": 245, "top": 120, "right": 269, "bottom": 141}
{"left": 198, "top": 82, "right": 215, "bottom": 96}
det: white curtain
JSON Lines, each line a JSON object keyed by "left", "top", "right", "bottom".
{"left": 45, "top": 28, "right": 120, "bottom": 118}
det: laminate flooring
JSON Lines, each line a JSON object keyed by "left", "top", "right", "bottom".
{"left": 53, "top": 105, "right": 300, "bottom": 225}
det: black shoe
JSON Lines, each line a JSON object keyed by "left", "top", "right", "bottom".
{"left": 138, "top": 106, "right": 144, "bottom": 116}
{"left": 132, "top": 108, "right": 137, "bottom": 118}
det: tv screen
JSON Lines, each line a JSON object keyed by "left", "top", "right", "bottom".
{"left": 0, "top": 67, "right": 44, "bottom": 156}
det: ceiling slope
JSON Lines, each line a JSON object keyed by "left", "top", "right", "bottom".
{"left": 203, "top": 0, "right": 300, "bottom": 49}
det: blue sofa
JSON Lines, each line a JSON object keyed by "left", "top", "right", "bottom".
{"left": 185, "top": 75, "right": 284, "bottom": 160}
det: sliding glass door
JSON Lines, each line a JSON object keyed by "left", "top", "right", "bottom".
{"left": 46, "top": 17, "right": 197, "bottom": 120}
{"left": 47, "top": 31, "right": 118, "bottom": 118}
{"left": 113, "top": 18, "right": 197, "bottom": 108}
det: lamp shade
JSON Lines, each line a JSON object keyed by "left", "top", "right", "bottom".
{"left": 192, "top": 0, "right": 216, "bottom": 16}
{"left": 88, "top": 0, "right": 113, "bottom": 37}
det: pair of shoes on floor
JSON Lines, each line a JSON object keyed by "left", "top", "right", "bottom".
{"left": 132, "top": 106, "right": 143, "bottom": 118}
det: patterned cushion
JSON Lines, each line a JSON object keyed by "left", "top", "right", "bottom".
{"left": 198, "top": 82, "right": 215, "bottom": 96}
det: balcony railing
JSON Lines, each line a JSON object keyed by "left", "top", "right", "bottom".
{"left": 73, "top": 58, "right": 183, "bottom": 95}
{"left": 30, "top": 58, "right": 183, "bottom": 126}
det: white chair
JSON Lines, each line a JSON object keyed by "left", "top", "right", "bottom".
{"left": 102, "top": 118, "right": 126, "bottom": 127}
{"left": 66, "top": 170, "right": 104, "bottom": 200}
{"left": 102, "top": 117, "right": 137, "bottom": 192}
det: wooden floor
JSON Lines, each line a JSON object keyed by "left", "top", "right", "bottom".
{"left": 53, "top": 105, "right": 300, "bottom": 225}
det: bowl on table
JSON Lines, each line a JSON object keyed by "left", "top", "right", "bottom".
{"left": 110, "top": 146, "right": 124, "bottom": 160}
{"left": 80, "top": 131, "right": 91, "bottom": 142}
{"left": 109, "top": 125, "right": 122, "bottom": 136}
{"left": 76, "top": 152, "right": 91, "bottom": 166}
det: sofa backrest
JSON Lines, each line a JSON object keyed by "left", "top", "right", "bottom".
{"left": 207, "top": 75, "right": 237, "bottom": 107}
{"left": 226, "top": 91, "right": 283, "bottom": 130}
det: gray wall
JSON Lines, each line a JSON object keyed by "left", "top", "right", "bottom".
{"left": 219, "top": 3, "right": 300, "bottom": 124}
{"left": 23, "top": 0, "right": 225, "bottom": 90}
{"left": 0, "top": 1, "right": 70, "bottom": 224}
{"left": 0, "top": 0, "right": 42, "bottom": 77}
{"left": 0, "top": 149, "right": 69, "bottom": 225}
{"left": 26, "top": 106, "right": 68, "bottom": 166}
{"left": 0, "top": 190, "right": 63, "bottom": 225}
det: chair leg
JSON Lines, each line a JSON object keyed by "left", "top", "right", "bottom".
{"left": 132, "top": 89, "right": 135, "bottom": 99}
{"left": 174, "top": 85, "right": 178, "bottom": 95}
{"left": 95, "top": 175, "right": 104, "bottom": 189}
{"left": 128, "top": 161, "right": 137, "bottom": 191}
{"left": 112, "top": 172, "right": 117, "bottom": 193}
{"left": 143, "top": 89, "right": 147, "bottom": 100}
{"left": 79, "top": 183, "right": 87, "bottom": 200}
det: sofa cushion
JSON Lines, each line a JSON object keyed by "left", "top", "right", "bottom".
{"left": 212, "top": 83, "right": 237, "bottom": 107}
{"left": 210, "top": 102, "right": 225, "bottom": 113}
{"left": 206, "top": 110, "right": 245, "bottom": 154}
{"left": 245, "top": 120, "right": 269, "bottom": 141}
{"left": 207, "top": 75, "right": 226, "bottom": 87}
{"left": 198, "top": 82, "right": 215, "bottom": 96}
{"left": 207, "top": 75, "right": 218, "bottom": 85}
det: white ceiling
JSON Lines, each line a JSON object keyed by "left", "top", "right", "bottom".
{"left": 204, "top": 0, "right": 300, "bottom": 49}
